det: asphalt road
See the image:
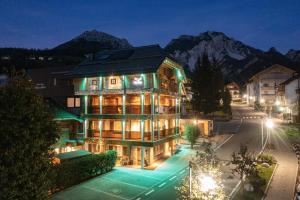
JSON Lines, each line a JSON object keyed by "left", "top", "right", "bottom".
{"left": 143, "top": 104, "right": 268, "bottom": 200}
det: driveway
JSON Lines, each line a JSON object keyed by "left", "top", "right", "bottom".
{"left": 51, "top": 148, "right": 194, "bottom": 200}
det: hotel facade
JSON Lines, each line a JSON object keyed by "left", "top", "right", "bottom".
{"left": 67, "top": 45, "right": 186, "bottom": 168}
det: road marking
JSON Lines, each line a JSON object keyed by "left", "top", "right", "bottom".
{"left": 169, "top": 175, "right": 177, "bottom": 181}
{"left": 179, "top": 170, "right": 185, "bottom": 174}
{"left": 214, "top": 134, "right": 234, "bottom": 151}
{"left": 136, "top": 198, "right": 141, "bottom": 200}
{"left": 145, "top": 189, "right": 154, "bottom": 196}
{"left": 158, "top": 182, "right": 166, "bottom": 187}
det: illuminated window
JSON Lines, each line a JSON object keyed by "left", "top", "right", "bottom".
{"left": 75, "top": 98, "right": 80, "bottom": 107}
{"left": 67, "top": 97, "right": 81, "bottom": 107}
{"left": 67, "top": 98, "right": 75, "bottom": 107}
{"left": 111, "top": 78, "right": 116, "bottom": 84}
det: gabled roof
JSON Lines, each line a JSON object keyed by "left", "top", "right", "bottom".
{"left": 66, "top": 45, "right": 181, "bottom": 78}
{"left": 249, "top": 64, "right": 296, "bottom": 81}
{"left": 279, "top": 74, "right": 300, "bottom": 86}
{"left": 47, "top": 99, "right": 83, "bottom": 122}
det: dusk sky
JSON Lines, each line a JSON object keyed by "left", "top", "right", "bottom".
{"left": 0, "top": 0, "right": 299, "bottom": 53}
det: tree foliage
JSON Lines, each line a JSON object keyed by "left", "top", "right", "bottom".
{"left": 191, "top": 55, "right": 225, "bottom": 115}
{"left": 177, "top": 142, "right": 225, "bottom": 200}
{"left": 0, "top": 71, "right": 59, "bottom": 200}
{"left": 231, "top": 145, "right": 257, "bottom": 192}
{"left": 184, "top": 124, "right": 201, "bottom": 149}
{"left": 222, "top": 88, "right": 232, "bottom": 115}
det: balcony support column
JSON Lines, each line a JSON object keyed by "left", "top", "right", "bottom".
{"left": 151, "top": 119, "right": 154, "bottom": 142}
{"left": 140, "top": 119, "right": 145, "bottom": 169}
{"left": 84, "top": 96, "right": 88, "bottom": 115}
{"left": 122, "top": 119, "right": 125, "bottom": 141}
{"left": 122, "top": 94, "right": 126, "bottom": 115}
{"left": 99, "top": 95, "right": 102, "bottom": 114}
{"left": 141, "top": 93, "right": 144, "bottom": 114}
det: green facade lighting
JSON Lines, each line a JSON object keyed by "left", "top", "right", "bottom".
{"left": 177, "top": 69, "right": 183, "bottom": 80}
{"left": 99, "top": 77, "right": 102, "bottom": 91}
{"left": 84, "top": 96, "right": 88, "bottom": 114}
{"left": 141, "top": 93, "right": 144, "bottom": 114}
{"left": 152, "top": 73, "right": 158, "bottom": 88}
{"left": 122, "top": 94, "right": 126, "bottom": 115}
{"left": 80, "top": 77, "right": 87, "bottom": 91}
{"left": 141, "top": 74, "right": 148, "bottom": 88}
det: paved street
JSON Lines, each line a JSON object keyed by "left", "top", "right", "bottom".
{"left": 264, "top": 125, "right": 298, "bottom": 200}
{"left": 51, "top": 104, "right": 297, "bottom": 200}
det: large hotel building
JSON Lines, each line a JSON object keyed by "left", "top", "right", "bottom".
{"left": 64, "top": 45, "right": 186, "bottom": 168}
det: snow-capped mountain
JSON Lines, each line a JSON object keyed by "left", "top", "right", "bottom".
{"left": 165, "top": 31, "right": 262, "bottom": 73}
{"left": 286, "top": 49, "right": 300, "bottom": 62}
{"left": 53, "top": 29, "right": 132, "bottom": 56}
{"left": 165, "top": 31, "right": 298, "bottom": 84}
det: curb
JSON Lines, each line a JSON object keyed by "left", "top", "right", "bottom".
{"left": 228, "top": 180, "right": 242, "bottom": 199}
{"left": 261, "top": 163, "right": 278, "bottom": 200}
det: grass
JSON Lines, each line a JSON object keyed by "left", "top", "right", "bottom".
{"left": 283, "top": 125, "right": 300, "bottom": 144}
{"left": 233, "top": 164, "right": 276, "bottom": 200}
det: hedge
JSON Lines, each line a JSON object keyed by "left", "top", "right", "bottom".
{"left": 51, "top": 150, "right": 117, "bottom": 192}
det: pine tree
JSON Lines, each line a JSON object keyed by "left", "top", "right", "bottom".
{"left": 191, "top": 54, "right": 224, "bottom": 115}
{"left": 222, "top": 88, "right": 232, "bottom": 116}
{"left": 0, "top": 71, "right": 59, "bottom": 200}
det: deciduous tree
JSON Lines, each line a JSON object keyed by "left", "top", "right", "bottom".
{"left": 0, "top": 71, "right": 59, "bottom": 200}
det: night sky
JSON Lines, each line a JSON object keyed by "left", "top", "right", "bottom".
{"left": 0, "top": 0, "right": 299, "bottom": 53}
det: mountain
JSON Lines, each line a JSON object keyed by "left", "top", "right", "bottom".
{"left": 286, "top": 49, "right": 300, "bottom": 62}
{"left": 53, "top": 29, "right": 132, "bottom": 56}
{"left": 0, "top": 30, "right": 132, "bottom": 71}
{"left": 165, "top": 31, "right": 297, "bottom": 84}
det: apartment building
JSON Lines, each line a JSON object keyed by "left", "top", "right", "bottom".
{"left": 66, "top": 45, "right": 186, "bottom": 168}
{"left": 246, "top": 64, "right": 295, "bottom": 112}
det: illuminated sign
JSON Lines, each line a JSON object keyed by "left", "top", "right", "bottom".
{"left": 133, "top": 76, "right": 143, "bottom": 85}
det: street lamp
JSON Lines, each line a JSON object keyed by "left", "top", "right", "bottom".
{"left": 266, "top": 118, "right": 274, "bottom": 129}
{"left": 199, "top": 175, "right": 217, "bottom": 192}
{"left": 261, "top": 118, "right": 274, "bottom": 152}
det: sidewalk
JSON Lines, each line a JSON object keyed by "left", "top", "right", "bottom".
{"left": 264, "top": 127, "right": 298, "bottom": 200}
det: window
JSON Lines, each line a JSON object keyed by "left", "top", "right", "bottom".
{"left": 111, "top": 78, "right": 116, "bottom": 84}
{"left": 75, "top": 98, "right": 80, "bottom": 107}
{"left": 92, "top": 80, "right": 97, "bottom": 85}
{"left": 67, "top": 97, "right": 81, "bottom": 107}
{"left": 67, "top": 98, "right": 74, "bottom": 107}
{"left": 263, "top": 83, "right": 269, "bottom": 87}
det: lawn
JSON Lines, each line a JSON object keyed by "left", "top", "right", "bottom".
{"left": 233, "top": 164, "right": 276, "bottom": 200}
{"left": 283, "top": 125, "right": 300, "bottom": 146}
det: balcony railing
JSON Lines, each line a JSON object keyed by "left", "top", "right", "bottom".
{"left": 102, "top": 130, "right": 122, "bottom": 139}
{"left": 102, "top": 106, "right": 122, "bottom": 114}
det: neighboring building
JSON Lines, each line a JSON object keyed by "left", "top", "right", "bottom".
{"left": 66, "top": 45, "right": 186, "bottom": 168}
{"left": 246, "top": 64, "right": 296, "bottom": 112}
{"left": 27, "top": 66, "right": 84, "bottom": 153}
{"left": 278, "top": 74, "right": 300, "bottom": 122}
{"left": 226, "top": 82, "right": 241, "bottom": 102}
{"left": 50, "top": 99, "right": 84, "bottom": 153}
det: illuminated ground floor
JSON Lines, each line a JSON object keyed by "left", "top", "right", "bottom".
{"left": 85, "top": 138, "right": 179, "bottom": 168}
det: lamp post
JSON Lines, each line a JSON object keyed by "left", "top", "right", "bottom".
{"left": 189, "top": 161, "right": 192, "bottom": 198}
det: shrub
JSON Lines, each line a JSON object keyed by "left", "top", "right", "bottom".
{"left": 258, "top": 154, "right": 276, "bottom": 165}
{"left": 51, "top": 150, "right": 117, "bottom": 192}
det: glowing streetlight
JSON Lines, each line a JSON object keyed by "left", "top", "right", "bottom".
{"left": 265, "top": 118, "right": 274, "bottom": 129}
{"left": 243, "top": 94, "right": 247, "bottom": 98}
{"left": 260, "top": 99, "right": 265, "bottom": 104}
{"left": 199, "top": 175, "right": 217, "bottom": 192}
{"left": 275, "top": 100, "right": 280, "bottom": 106}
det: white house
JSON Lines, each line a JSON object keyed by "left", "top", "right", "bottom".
{"left": 279, "top": 75, "right": 300, "bottom": 122}
{"left": 246, "top": 64, "right": 296, "bottom": 112}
